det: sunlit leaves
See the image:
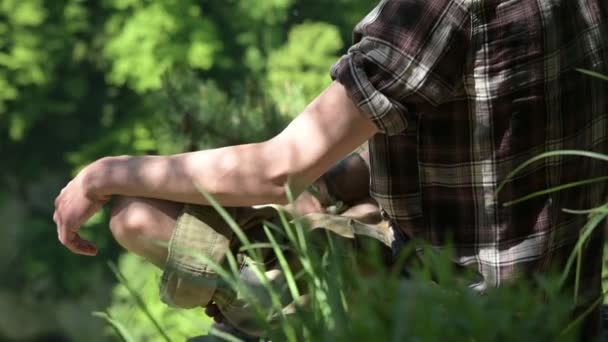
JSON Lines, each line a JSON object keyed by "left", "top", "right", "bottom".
{"left": 1, "top": 0, "right": 46, "bottom": 26}
{"left": 103, "top": 1, "right": 221, "bottom": 92}
{"left": 0, "top": 0, "right": 90, "bottom": 142}
{"left": 237, "top": 0, "right": 294, "bottom": 24}
{"left": 268, "top": 22, "right": 343, "bottom": 115}
{"left": 0, "top": 1, "right": 372, "bottom": 339}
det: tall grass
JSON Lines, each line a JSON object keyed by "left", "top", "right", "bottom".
{"left": 100, "top": 185, "right": 581, "bottom": 341}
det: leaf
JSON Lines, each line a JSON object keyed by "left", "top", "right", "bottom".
{"left": 496, "top": 150, "right": 608, "bottom": 196}
{"left": 502, "top": 176, "right": 608, "bottom": 207}
{"left": 576, "top": 68, "right": 608, "bottom": 82}
{"left": 559, "top": 206, "right": 608, "bottom": 290}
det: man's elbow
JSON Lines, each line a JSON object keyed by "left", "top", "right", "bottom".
{"left": 264, "top": 161, "right": 310, "bottom": 206}
{"left": 265, "top": 172, "right": 299, "bottom": 206}
{"left": 260, "top": 137, "right": 314, "bottom": 205}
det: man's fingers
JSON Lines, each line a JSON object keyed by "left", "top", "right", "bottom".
{"left": 53, "top": 178, "right": 101, "bottom": 256}
{"left": 73, "top": 236, "right": 98, "bottom": 256}
{"left": 58, "top": 226, "right": 97, "bottom": 256}
{"left": 57, "top": 219, "right": 71, "bottom": 244}
{"left": 66, "top": 234, "right": 98, "bottom": 256}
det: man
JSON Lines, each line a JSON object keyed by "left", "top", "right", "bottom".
{"left": 54, "top": 0, "right": 607, "bottom": 337}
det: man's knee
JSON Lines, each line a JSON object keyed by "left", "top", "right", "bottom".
{"left": 110, "top": 196, "right": 181, "bottom": 266}
{"left": 110, "top": 196, "right": 153, "bottom": 245}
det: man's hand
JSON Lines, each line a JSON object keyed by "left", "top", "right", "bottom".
{"left": 53, "top": 166, "right": 109, "bottom": 256}
{"left": 291, "top": 191, "right": 325, "bottom": 216}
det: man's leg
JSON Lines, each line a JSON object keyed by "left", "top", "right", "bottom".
{"left": 109, "top": 196, "right": 182, "bottom": 268}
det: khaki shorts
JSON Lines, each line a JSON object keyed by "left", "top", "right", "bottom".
{"left": 160, "top": 204, "right": 393, "bottom": 335}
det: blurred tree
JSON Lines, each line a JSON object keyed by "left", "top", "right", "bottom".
{"left": 267, "top": 22, "right": 343, "bottom": 116}
{"left": 0, "top": 0, "right": 372, "bottom": 339}
{"left": 102, "top": 1, "right": 221, "bottom": 92}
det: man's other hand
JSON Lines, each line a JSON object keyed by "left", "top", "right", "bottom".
{"left": 291, "top": 191, "right": 325, "bottom": 216}
{"left": 53, "top": 166, "right": 109, "bottom": 256}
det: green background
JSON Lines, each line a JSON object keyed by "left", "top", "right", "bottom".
{"left": 0, "top": 0, "right": 374, "bottom": 340}
{"left": 1, "top": 1, "right": 606, "bottom": 341}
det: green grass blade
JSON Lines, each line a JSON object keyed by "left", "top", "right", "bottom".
{"left": 496, "top": 150, "right": 608, "bottom": 195}
{"left": 559, "top": 208, "right": 608, "bottom": 290}
{"left": 194, "top": 182, "right": 258, "bottom": 259}
{"left": 264, "top": 218, "right": 315, "bottom": 280}
{"left": 562, "top": 205, "right": 608, "bottom": 215}
{"left": 576, "top": 68, "right": 608, "bottom": 82}
{"left": 241, "top": 257, "right": 289, "bottom": 315}
{"left": 502, "top": 176, "right": 608, "bottom": 207}
{"left": 574, "top": 246, "right": 582, "bottom": 305}
{"left": 237, "top": 256, "right": 299, "bottom": 341}
{"left": 263, "top": 219, "right": 290, "bottom": 241}
{"left": 191, "top": 250, "right": 274, "bottom": 331}
{"left": 108, "top": 262, "right": 172, "bottom": 342}
{"left": 263, "top": 224, "right": 301, "bottom": 301}
{"left": 267, "top": 207, "right": 298, "bottom": 248}
{"left": 92, "top": 311, "right": 137, "bottom": 342}
{"left": 284, "top": 184, "right": 309, "bottom": 253}
{"left": 559, "top": 290, "right": 607, "bottom": 337}
{"left": 208, "top": 326, "right": 245, "bottom": 342}
{"left": 239, "top": 242, "right": 287, "bottom": 252}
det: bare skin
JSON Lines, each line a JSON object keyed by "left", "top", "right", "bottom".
{"left": 53, "top": 81, "right": 378, "bottom": 256}
{"left": 109, "top": 196, "right": 182, "bottom": 268}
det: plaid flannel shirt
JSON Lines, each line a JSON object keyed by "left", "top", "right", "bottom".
{"left": 331, "top": 0, "right": 608, "bottom": 315}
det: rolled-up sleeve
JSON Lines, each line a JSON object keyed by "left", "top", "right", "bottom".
{"left": 330, "top": 0, "right": 471, "bottom": 135}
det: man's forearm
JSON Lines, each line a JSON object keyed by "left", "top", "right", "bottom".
{"left": 87, "top": 142, "right": 289, "bottom": 206}
{"left": 83, "top": 82, "right": 377, "bottom": 207}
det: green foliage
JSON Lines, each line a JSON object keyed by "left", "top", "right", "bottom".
{"left": 159, "top": 70, "right": 289, "bottom": 150}
{"left": 7, "top": 1, "right": 604, "bottom": 341}
{"left": 0, "top": 0, "right": 47, "bottom": 104}
{"left": 0, "top": 1, "right": 371, "bottom": 339}
{"left": 102, "top": 1, "right": 221, "bottom": 92}
{"left": 0, "top": 0, "right": 88, "bottom": 138}
{"left": 238, "top": 0, "right": 293, "bottom": 24}
{"left": 268, "top": 22, "right": 343, "bottom": 115}
{"left": 105, "top": 254, "right": 210, "bottom": 341}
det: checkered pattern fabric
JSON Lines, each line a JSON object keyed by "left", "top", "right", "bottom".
{"left": 331, "top": 0, "right": 608, "bottom": 311}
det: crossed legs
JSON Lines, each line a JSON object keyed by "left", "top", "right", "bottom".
{"left": 107, "top": 194, "right": 323, "bottom": 270}
{"left": 108, "top": 195, "right": 380, "bottom": 269}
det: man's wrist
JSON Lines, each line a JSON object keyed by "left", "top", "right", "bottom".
{"left": 84, "top": 156, "right": 119, "bottom": 199}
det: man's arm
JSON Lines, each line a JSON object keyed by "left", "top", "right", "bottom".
{"left": 292, "top": 144, "right": 370, "bottom": 215}
{"left": 310, "top": 143, "right": 370, "bottom": 208}
{"left": 53, "top": 82, "right": 378, "bottom": 255}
